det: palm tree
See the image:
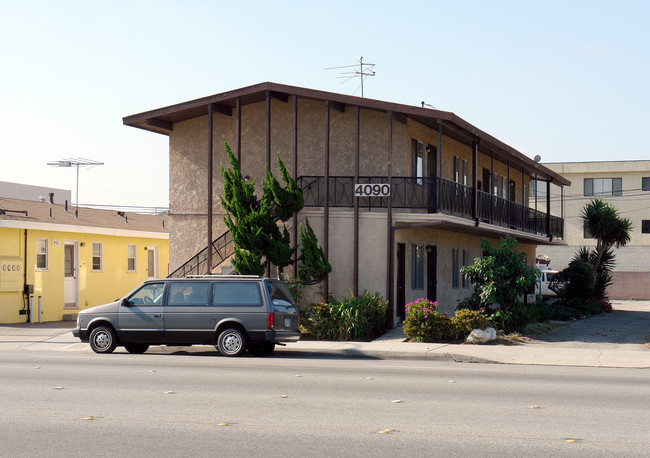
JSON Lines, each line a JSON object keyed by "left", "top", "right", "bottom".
{"left": 581, "top": 198, "right": 632, "bottom": 273}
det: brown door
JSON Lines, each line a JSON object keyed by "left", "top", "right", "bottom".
{"left": 396, "top": 243, "right": 406, "bottom": 321}
{"left": 426, "top": 245, "right": 437, "bottom": 302}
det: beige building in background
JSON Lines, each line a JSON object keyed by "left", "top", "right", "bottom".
{"left": 538, "top": 160, "right": 650, "bottom": 299}
{"left": 124, "top": 82, "right": 569, "bottom": 323}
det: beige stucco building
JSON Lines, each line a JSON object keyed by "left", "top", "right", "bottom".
{"left": 124, "top": 82, "right": 569, "bottom": 322}
{"left": 538, "top": 160, "right": 650, "bottom": 299}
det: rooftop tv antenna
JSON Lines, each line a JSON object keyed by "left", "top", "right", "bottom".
{"left": 47, "top": 158, "right": 104, "bottom": 218}
{"left": 326, "top": 56, "right": 376, "bottom": 97}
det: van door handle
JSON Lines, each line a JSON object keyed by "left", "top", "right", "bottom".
{"left": 153, "top": 314, "right": 161, "bottom": 318}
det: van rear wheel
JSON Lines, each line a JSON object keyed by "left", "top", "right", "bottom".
{"left": 217, "top": 328, "right": 247, "bottom": 357}
{"left": 248, "top": 342, "right": 275, "bottom": 357}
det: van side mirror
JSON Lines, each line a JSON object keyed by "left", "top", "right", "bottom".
{"left": 121, "top": 298, "right": 132, "bottom": 307}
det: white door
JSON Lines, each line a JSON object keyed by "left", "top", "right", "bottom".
{"left": 64, "top": 242, "right": 78, "bottom": 307}
{"left": 147, "top": 246, "right": 159, "bottom": 279}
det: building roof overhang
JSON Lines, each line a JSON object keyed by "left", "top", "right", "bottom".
{"left": 123, "top": 81, "right": 569, "bottom": 186}
{"left": 392, "top": 213, "right": 567, "bottom": 247}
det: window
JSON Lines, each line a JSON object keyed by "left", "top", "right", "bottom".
{"left": 168, "top": 282, "right": 210, "bottom": 306}
{"left": 127, "top": 244, "right": 136, "bottom": 272}
{"left": 453, "top": 156, "right": 468, "bottom": 186}
{"left": 213, "top": 282, "right": 262, "bottom": 306}
{"left": 462, "top": 249, "right": 470, "bottom": 289}
{"left": 642, "top": 177, "right": 650, "bottom": 192}
{"left": 452, "top": 248, "right": 460, "bottom": 289}
{"left": 584, "top": 178, "right": 622, "bottom": 196}
{"left": 583, "top": 226, "right": 595, "bottom": 239}
{"left": 411, "top": 244, "right": 424, "bottom": 289}
{"left": 411, "top": 139, "right": 424, "bottom": 185}
{"left": 92, "top": 242, "right": 102, "bottom": 271}
{"left": 127, "top": 282, "right": 164, "bottom": 305}
{"left": 529, "top": 180, "right": 547, "bottom": 200}
{"left": 36, "top": 239, "right": 48, "bottom": 270}
{"left": 642, "top": 220, "right": 650, "bottom": 234}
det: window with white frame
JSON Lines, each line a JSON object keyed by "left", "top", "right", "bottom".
{"left": 92, "top": 242, "right": 102, "bottom": 271}
{"left": 127, "top": 244, "right": 136, "bottom": 272}
{"left": 411, "top": 244, "right": 424, "bottom": 289}
{"left": 584, "top": 178, "right": 622, "bottom": 196}
{"left": 462, "top": 249, "right": 470, "bottom": 289}
{"left": 452, "top": 248, "right": 460, "bottom": 289}
{"left": 36, "top": 239, "right": 48, "bottom": 270}
{"left": 412, "top": 139, "right": 424, "bottom": 185}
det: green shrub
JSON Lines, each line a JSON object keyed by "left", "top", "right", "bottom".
{"left": 301, "top": 291, "right": 387, "bottom": 341}
{"left": 450, "top": 309, "right": 490, "bottom": 339}
{"left": 403, "top": 299, "right": 491, "bottom": 342}
{"left": 550, "top": 260, "right": 596, "bottom": 300}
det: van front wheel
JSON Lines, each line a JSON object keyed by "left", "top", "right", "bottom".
{"left": 217, "top": 328, "right": 247, "bottom": 357}
{"left": 89, "top": 326, "right": 117, "bottom": 354}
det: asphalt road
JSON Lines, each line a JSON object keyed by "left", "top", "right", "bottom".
{"left": 1, "top": 351, "right": 648, "bottom": 457}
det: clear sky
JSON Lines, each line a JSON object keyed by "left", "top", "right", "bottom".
{"left": 1, "top": 0, "right": 648, "bottom": 208}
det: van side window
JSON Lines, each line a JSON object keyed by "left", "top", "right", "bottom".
{"left": 266, "top": 281, "right": 294, "bottom": 307}
{"left": 212, "top": 282, "right": 262, "bottom": 306}
{"left": 168, "top": 282, "right": 210, "bottom": 306}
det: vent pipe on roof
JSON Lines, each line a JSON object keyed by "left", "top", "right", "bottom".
{"left": 65, "top": 200, "right": 68, "bottom": 211}
{"left": 49, "top": 193, "right": 54, "bottom": 204}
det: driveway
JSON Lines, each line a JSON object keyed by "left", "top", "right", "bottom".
{"left": 527, "top": 300, "right": 650, "bottom": 351}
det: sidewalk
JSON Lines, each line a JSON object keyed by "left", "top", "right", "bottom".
{"left": 1, "top": 301, "right": 648, "bottom": 368}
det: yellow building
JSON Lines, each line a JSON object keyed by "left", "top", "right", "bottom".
{"left": 0, "top": 197, "right": 169, "bottom": 323}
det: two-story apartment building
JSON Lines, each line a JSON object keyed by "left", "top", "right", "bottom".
{"left": 123, "top": 82, "right": 569, "bottom": 322}
{"left": 538, "top": 160, "right": 650, "bottom": 299}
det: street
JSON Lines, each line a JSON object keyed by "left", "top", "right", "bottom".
{"left": 1, "top": 350, "right": 648, "bottom": 457}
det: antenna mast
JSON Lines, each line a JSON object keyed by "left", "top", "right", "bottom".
{"left": 326, "top": 56, "right": 376, "bottom": 97}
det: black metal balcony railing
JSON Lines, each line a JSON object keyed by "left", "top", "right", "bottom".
{"left": 297, "top": 176, "right": 563, "bottom": 239}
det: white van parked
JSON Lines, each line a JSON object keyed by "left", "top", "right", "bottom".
{"left": 536, "top": 268, "right": 558, "bottom": 298}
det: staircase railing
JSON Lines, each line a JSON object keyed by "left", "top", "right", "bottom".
{"left": 168, "top": 230, "right": 234, "bottom": 278}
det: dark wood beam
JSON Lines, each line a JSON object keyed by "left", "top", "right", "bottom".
{"left": 269, "top": 90, "right": 289, "bottom": 103}
{"left": 328, "top": 100, "right": 345, "bottom": 113}
{"left": 146, "top": 118, "right": 173, "bottom": 131}
{"left": 392, "top": 112, "right": 407, "bottom": 124}
{"left": 208, "top": 103, "right": 232, "bottom": 117}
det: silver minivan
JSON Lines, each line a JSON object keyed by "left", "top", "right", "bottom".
{"left": 73, "top": 276, "right": 300, "bottom": 357}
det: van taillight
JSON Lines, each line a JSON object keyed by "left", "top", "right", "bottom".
{"left": 267, "top": 312, "right": 275, "bottom": 329}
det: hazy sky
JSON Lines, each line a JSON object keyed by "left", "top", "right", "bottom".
{"left": 1, "top": 0, "right": 648, "bottom": 208}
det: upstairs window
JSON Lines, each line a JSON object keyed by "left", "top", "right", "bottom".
{"left": 411, "top": 139, "right": 424, "bottom": 185}
{"left": 36, "top": 239, "right": 48, "bottom": 270}
{"left": 584, "top": 178, "right": 622, "bottom": 196}
{"left": 642, "top": 177, "right": 650, "bottom": 192}
{"left": 642, "top": 220, "right": 650, "bottom": 234}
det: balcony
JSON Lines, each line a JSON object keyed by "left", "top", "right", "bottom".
{"left": 297, "top": 176, "right": 563, "bottom": 240}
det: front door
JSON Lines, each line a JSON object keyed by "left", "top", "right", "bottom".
{"left": 118, "top": 282, "right": 166, "bottom": 342}
{"left": 396, "top": 243, "right": 406, "bottom": 321}
{"left": 147, "top": 246, "right": 159, "bottom": 279}
{"left": 426, "top": 245, "right": 437, "bottom": 302}
{"left": 64, "top": 242, "right": 78, "bottom": 308}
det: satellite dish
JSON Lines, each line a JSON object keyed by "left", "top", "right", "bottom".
{"left": 534, "top": 155, "right": 542, "bottom": 163}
